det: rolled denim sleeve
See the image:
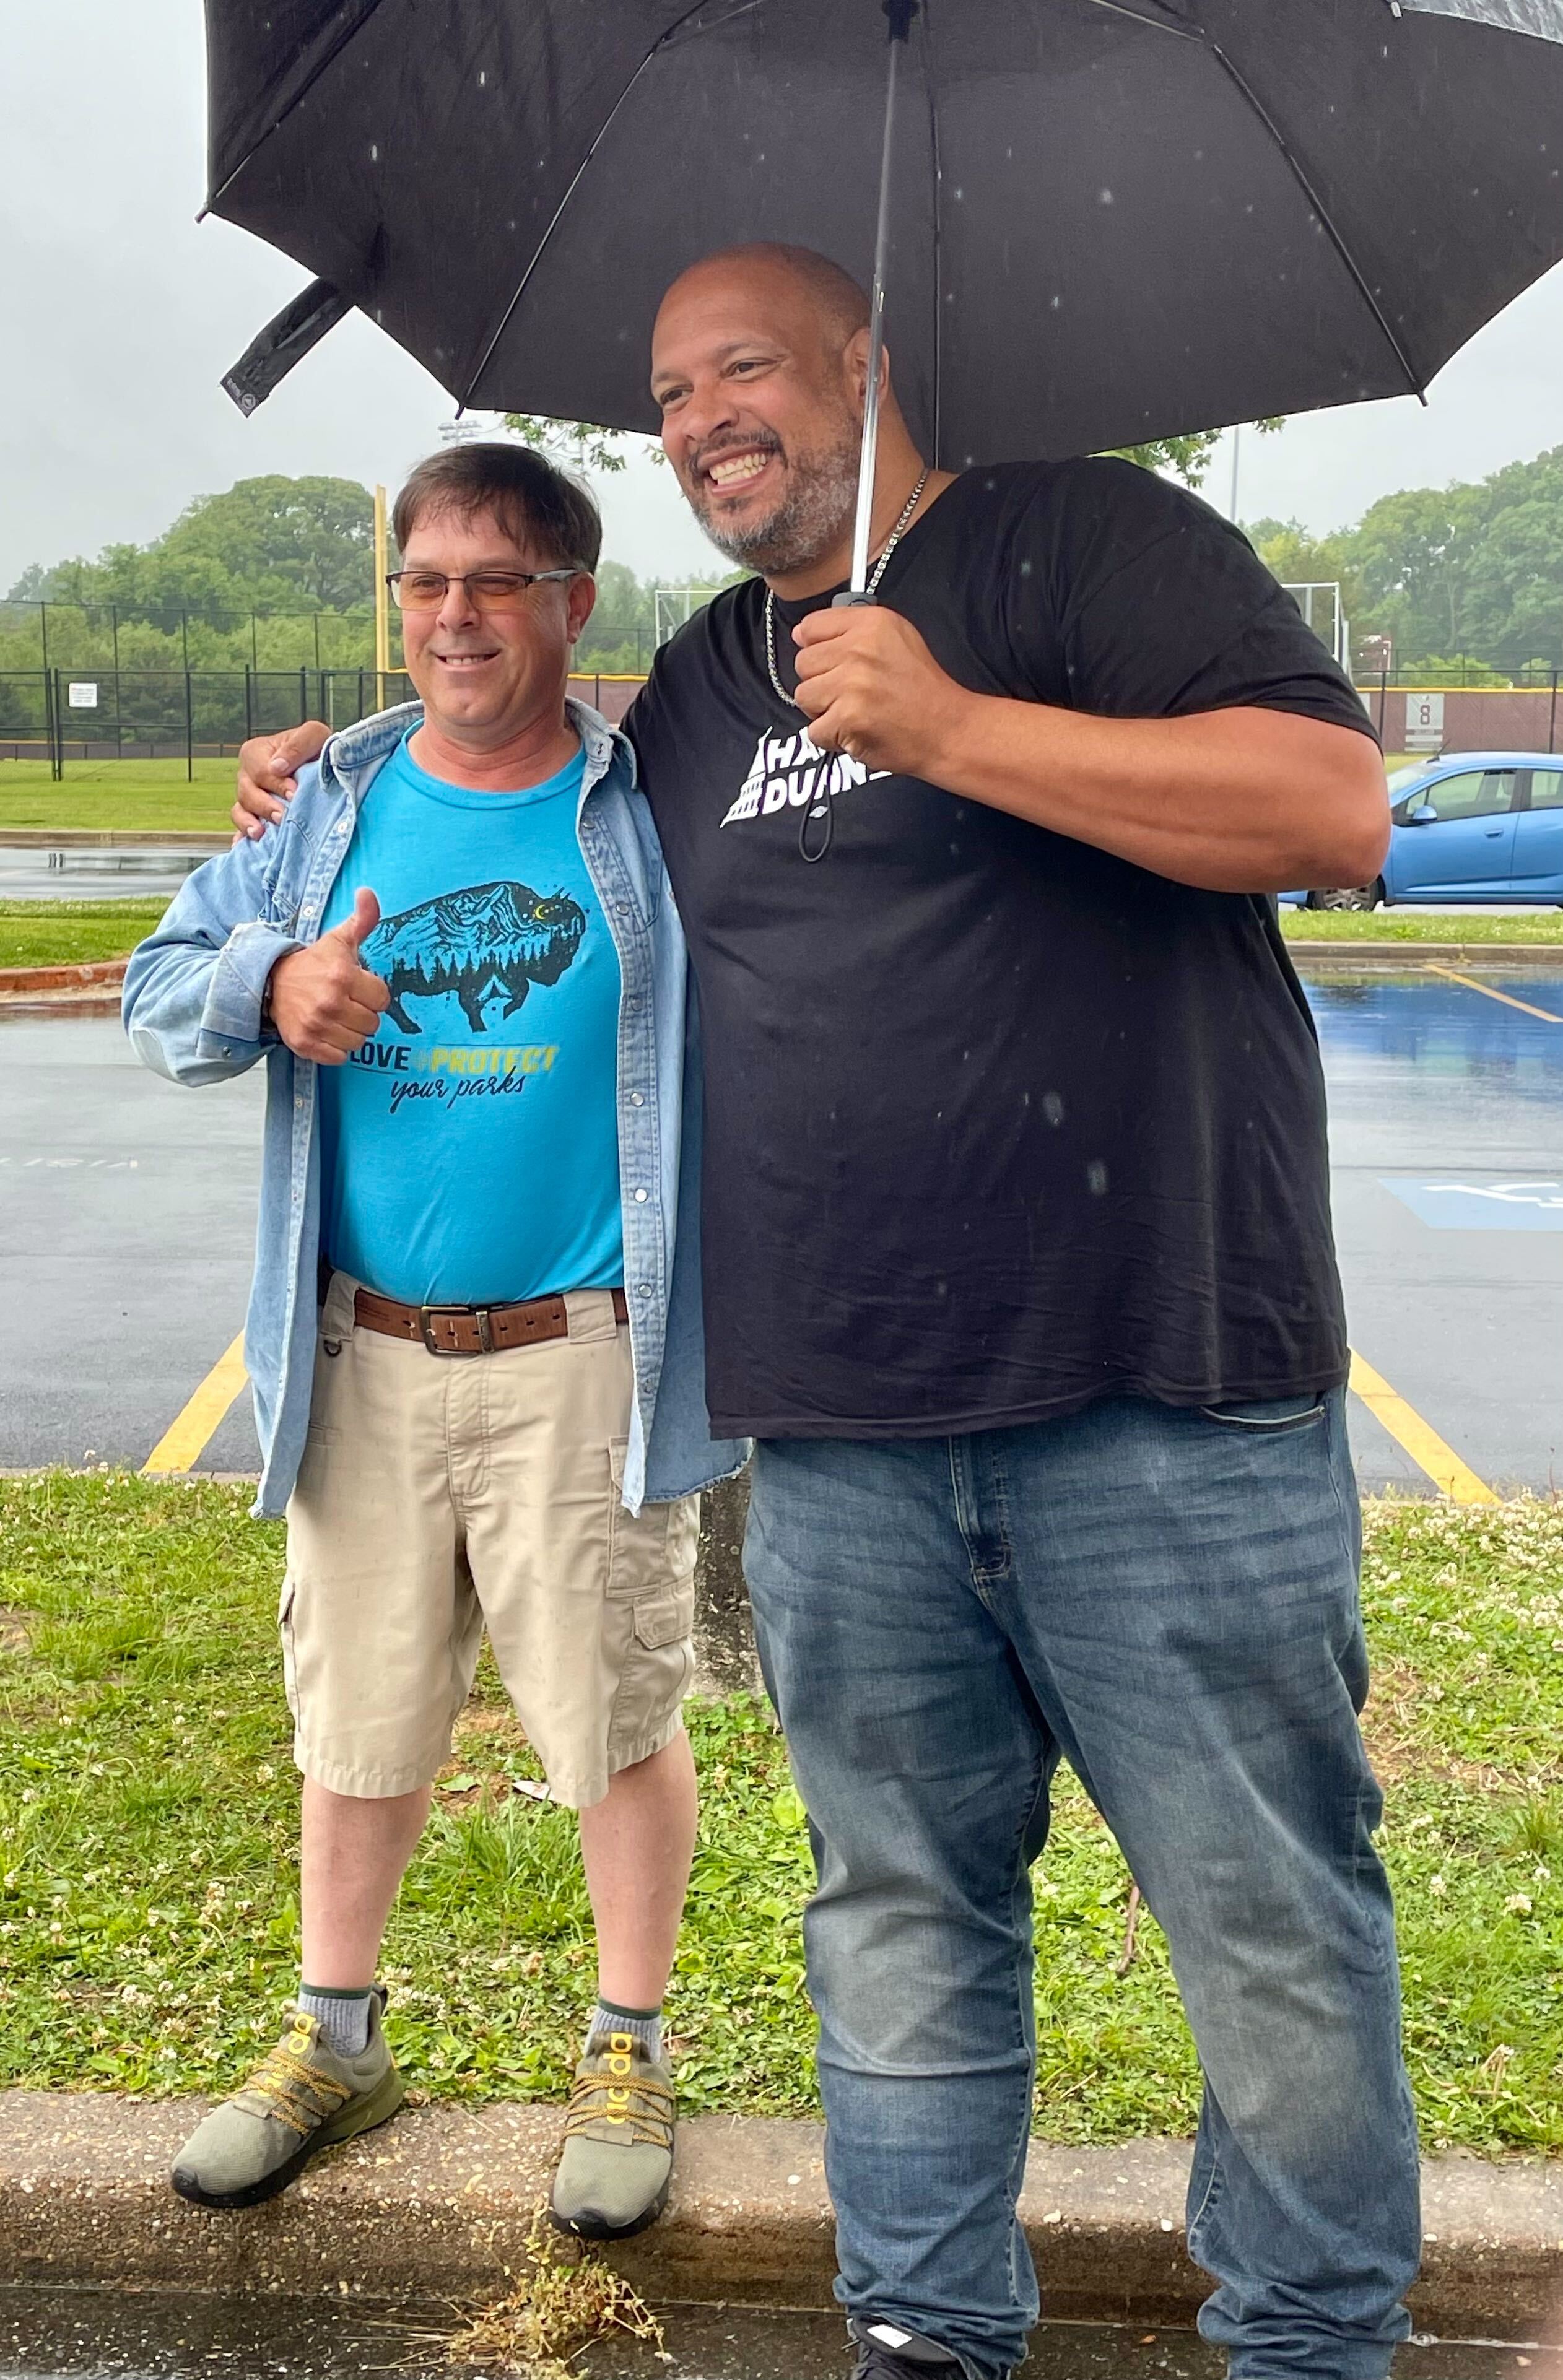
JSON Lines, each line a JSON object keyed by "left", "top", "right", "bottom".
{"left": 123, "top": 838, "right": 303, "bottom": 1086}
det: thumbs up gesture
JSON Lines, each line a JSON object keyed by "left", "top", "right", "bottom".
{"left": 265, "top": 887, "right": 391, "bottom": 1064}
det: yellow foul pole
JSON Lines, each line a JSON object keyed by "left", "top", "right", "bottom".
{"left": 373, "top": 482, "right": 390, "bottom": 711}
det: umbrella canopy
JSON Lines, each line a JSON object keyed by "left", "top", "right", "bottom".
{"left": 207, "top": 0, "right": 1563, "bottom": 463}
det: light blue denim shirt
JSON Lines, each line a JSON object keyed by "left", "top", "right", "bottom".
{"left": 123, "top": 698, "right": 749, "bottom": 1519}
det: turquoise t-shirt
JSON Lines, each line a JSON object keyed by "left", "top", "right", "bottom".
{"left": 316, "top": 732, "right": 623, "bottom": 1305}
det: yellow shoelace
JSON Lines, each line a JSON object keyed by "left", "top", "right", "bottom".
{"left": 563, "top": 2036, "right": 674, "bottom": 2150}
{"left": 238, "top": 2040, "right": 353, "bottom": 2138}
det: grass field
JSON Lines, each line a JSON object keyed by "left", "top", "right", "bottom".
{"left": 6, "top": 891, "right": 1562, "bottom": 973}
{"left": 1, "top": 1473, "right": 1559, "bottom": 2152}
{"left": 0, "top": 901, "right": 167, "bottom": 971}
{"left": 0, "top": 760, "right": 237, "bottom": 837}
{"left": 1281, "top": 907, "right": 1563, "bottom": 943}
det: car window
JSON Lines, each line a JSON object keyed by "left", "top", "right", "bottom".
{"left": 1414, "top": 769, "right": 1518, "bottom": 822}
{"left": 1526, "top": 769, "right": 1563, "bottom": 811}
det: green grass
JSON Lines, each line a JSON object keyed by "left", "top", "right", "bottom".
{"left": 0, "top": 760, "right": 237, "bottom": 837}
{"left": 1, "top": 1474, "right": 1560, "bottom": 2152}
{"left": 1282, "top": 908, "right": 1563, "bottom": 944}
{"left": 0, "top": 901, "right": 167, "bottom": 971}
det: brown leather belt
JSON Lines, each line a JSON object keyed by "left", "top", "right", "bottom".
{"left": 350, "top": 1283, "right": 627, "bottom": 1358}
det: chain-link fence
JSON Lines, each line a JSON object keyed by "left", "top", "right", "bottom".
{"left": 0, "top": 667, "right": 650, "bottom": 772}
{"left": 0, "top": 668, "right": 418, "bottom": 773}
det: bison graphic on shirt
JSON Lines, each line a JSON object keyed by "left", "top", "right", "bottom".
{"left": 363, "top": 879, "right": 585, "bottom": 1034}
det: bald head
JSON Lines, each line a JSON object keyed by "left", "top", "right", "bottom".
{"left": 659, "top": 243, "right": 870, "bottom": 350}
{"left": 651, "top": 243, "right": 892, "bottom": 580}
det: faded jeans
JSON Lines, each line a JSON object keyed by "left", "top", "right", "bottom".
{"left": 743, "top": 1391, "right": 1421, "bottom": 2379}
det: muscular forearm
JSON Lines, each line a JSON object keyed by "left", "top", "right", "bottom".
{"left": 918, "top": 693, "right": 1390, "bottom": 894}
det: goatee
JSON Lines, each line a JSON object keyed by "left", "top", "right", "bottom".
{"left": 692, "top": 428, "right": 860, "bottom": 579}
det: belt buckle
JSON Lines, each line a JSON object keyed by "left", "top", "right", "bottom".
{"left": 419, "top": 1304, "right": 493, "bottom": 1357}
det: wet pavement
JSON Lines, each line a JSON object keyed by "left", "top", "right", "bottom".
{"left": 0, "top": 965, "right": 1559, "bottom": 1493}
{"left": 1315, "top": 967, "right": 1563, "bottom": 1493}
{"left": 0, "top": 2293, "right": 1552, "bottom": 2380}
{"left": 0, "top": 850, "right": 207, "bottom": 904}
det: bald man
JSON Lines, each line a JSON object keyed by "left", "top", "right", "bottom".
{"left": 236, "top": 244, "right": 1414, "bottom": 2380}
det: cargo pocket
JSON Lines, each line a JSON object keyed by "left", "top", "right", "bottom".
{"left": 633, "top": 1576, "right": 696, "bottom": 1651}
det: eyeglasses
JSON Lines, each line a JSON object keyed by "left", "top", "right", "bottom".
{"left": 386, "top": 567, "right": 581, "bottom": 612}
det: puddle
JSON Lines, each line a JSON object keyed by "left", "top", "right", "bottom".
{"left": 0, "top": 851, "right": 206, "bottom": 903}
{"left": 0, "top": 2293, "right": 1552, "bottom": 2379}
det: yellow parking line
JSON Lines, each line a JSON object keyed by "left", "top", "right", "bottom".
{"left": 141, "top": 1332, "right": 248, "bottom": 1476}
{"left": 1347, "top": 1350, "right": 1497, "bottom": 1505}
{"left": 1422, "top": 963, "right": 1563, "bottom": 1024}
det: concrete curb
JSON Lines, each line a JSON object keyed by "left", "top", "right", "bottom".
{"left": 1286, "top": 939, "right": 1563, "bottom": 972}
{"left": 0, "top": 831, "right": 229, "bottom": 851}
{"left": 0, "top": 2094, "right": 1557, "bottom": 2338}
{"left": 0, "top": 958, "right": 127, "bottom": 994}
{"left": 0, "top": 957, "right": 127, "bottom": 1017}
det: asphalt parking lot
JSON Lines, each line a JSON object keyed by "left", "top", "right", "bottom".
{"left": 0, "top": 963, "right": 1558, "bottom": 1498}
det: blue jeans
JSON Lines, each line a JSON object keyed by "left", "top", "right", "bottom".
{"left": 743, "top": 1392, "right": 1419, "bottom": 2380}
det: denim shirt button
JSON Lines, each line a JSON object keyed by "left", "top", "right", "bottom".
{"left": 635, "top": 1282, "right": 653, "bottom": 1297}
{"left": 633, "top": 1188, "right": 649, "bottom": 1204}
{"left": 629, "top": 1092, "right": 645, "bottom": 1107}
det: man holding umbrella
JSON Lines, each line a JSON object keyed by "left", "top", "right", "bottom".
{"left": 238, "top": 238, "right": 1412, "bottom": 2380}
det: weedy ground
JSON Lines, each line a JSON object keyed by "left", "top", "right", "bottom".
{"left": 1, "top": 1472, "right": 1559, "bottom": 2152}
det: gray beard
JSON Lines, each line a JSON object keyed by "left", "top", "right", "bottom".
{"left": 691, "top": 429, "right": 860, "bottom": 578}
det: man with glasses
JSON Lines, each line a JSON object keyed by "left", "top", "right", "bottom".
{"left": 124, "top": 443, "right": 744, "bottom": 2235}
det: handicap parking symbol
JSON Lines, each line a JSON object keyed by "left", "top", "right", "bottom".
{"left": 1380, "top": 1176, "right": 1563, "bottom": 1231}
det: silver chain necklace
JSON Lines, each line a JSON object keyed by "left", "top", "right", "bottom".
{"left": 763, "top": 467, "right": 929, "bottom": 711}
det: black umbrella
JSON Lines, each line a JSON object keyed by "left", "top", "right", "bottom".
{"left": 211, "top": 0, "right": 1563, "bottom": 583}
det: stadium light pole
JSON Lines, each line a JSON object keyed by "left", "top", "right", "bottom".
{"left": 373, "top": 484, "right": 390, "bottom": 712}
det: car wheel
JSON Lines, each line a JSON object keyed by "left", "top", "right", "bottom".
{"left": 1307, "top": 882, "right": 1381, "bottom": 911}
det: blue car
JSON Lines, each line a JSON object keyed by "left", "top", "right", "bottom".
{"left": 1279, "top": 750, "right": 1563, "bottom": 910}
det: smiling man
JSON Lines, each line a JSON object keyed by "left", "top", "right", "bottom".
{"left": 234, "top": 247, "right": 1409, "bottom": 2380}
{"left": 126, "top": 442, "right": 746, "bottom": 2239}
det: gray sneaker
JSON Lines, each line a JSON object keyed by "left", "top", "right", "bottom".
{"left": 550, "top": 2030, "right": 676, "bottom": 2240}
{"left": 171, "top": 1991, "right": 404, "bottom": 2210}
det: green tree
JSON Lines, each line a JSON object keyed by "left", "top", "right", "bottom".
{"left": 1348, "top": 482, "right": 1489, "bottom": 662}
{"left": 1247, "top": 518, "right": 1371, "bottom": 645}
{"left": 1110, "top": 420, "right": 1284, "bottom": 489}
{"left": 502, "top": 415, "right": 643, "bottom": 476}
{"left": 9, "top": 477, "right": 375, "bottom": 623}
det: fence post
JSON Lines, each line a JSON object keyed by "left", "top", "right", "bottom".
{"left": 299, "top": 666, "right": 307, "bottom": 725}
{"left": 244, "top": 666, "right": 253, "bottom": 743}
{"left": 1378, "top": 667, "right": 1388, "bottom": 740}
{"left": 1551, "top": 669, "right": 1559, "bottom": 757}
{"left": 46, "top": 668, "right": 62, "bottom": 782}
{"left": 184, "top": 669, "right": 194, "bottom": 783}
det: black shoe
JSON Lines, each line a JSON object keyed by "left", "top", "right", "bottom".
{"left": 849, "top": 2318, "right": 979, "bottom": 2378}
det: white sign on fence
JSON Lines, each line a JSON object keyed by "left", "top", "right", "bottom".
{"left": 1404, "top": 690, "right": 1444, "bottom": 751}
{"left": 66, "top": 682, "right": 99, "bottom": 710}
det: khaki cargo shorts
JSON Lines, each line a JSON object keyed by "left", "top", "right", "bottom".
{"left": 279, "top": 1275, "right": 700, "bottom": 1809}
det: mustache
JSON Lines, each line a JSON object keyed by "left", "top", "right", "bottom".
{"left": 689, "top": 427, "right": 785, "bottom": 480}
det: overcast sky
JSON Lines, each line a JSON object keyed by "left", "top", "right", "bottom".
{"left": 5, "top": 0, "right": 1563, "bottom": 596}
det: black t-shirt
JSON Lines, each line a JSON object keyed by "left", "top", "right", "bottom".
{"left": 627, "top": 458, "right": 1374, "bottom": 1440}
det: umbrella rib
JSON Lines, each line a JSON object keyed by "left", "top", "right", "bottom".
{"left": 923, "top": 2, "right": 944, "bottom": 463}
{"left": 207, "top": 0, "right": 391, "bottom": 209}
{"left": 1204, "top": 42, "right": 1426, "bottom": 401}
{"left": 1087, "top": 0, "right": 1201, "bottom": 36}
{"left": 460, "top": 0, "right": 769, "bottom": 409}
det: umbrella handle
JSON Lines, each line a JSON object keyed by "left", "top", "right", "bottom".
{"left": 799, "top": 591, "right": 878, "bottom": 861}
